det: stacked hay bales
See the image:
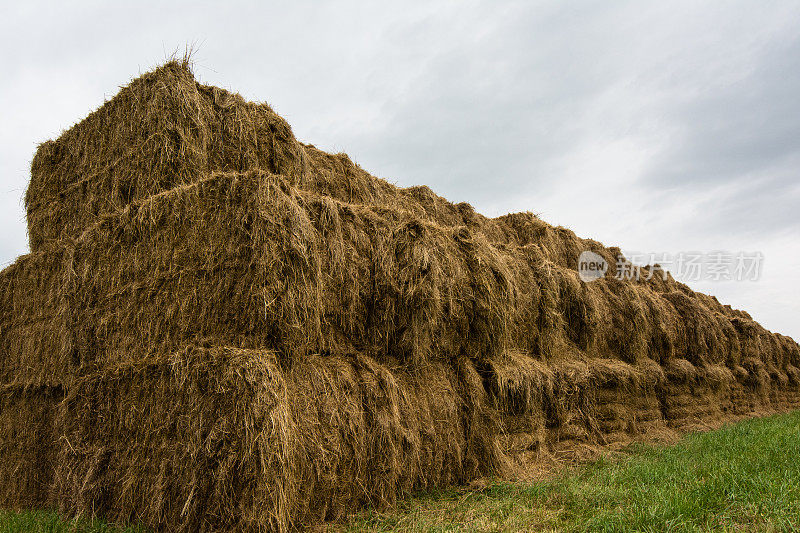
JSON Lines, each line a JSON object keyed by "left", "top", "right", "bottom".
{"left": 1, "top": 60, "right": 799, "bottom": 531}
{"left": 25, "top": 62, "right": 307, "bottom": 250}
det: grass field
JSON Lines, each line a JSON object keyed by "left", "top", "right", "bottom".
{"left": 0, "top": 510, "right": 145, "bottom": 533}
{"left": 344, "top": 411, "right": 800, "bottom": 532}
{"left": 2, "top": 411, "right": 799, "bottom": 532}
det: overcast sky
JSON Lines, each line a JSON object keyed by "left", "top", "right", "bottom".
{"left": 1, "top": 1, "right": 798, "bottom": 340}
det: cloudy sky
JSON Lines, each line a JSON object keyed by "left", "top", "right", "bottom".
{"left": 1, "top": 1, "right": 798, "bottom": 339}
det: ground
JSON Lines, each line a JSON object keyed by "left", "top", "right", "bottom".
{"left": 2, "top": 411, "right": 799, "bottom": 532}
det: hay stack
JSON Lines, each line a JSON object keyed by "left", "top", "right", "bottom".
{"left": 1, "top": 61, "right": 799, "bottom": 531}
{"left": 25, "top": 60, "right": 307, "bottom": 250}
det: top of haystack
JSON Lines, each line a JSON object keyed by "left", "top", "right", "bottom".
{"left": 25, "top": 60, "right": 308, "bottom": 249}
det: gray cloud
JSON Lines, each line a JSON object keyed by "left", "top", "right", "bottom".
{"left": 640, "top": 32, "right": 800, "bottom": 238}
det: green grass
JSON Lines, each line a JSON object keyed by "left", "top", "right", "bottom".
{"left": 3, "top": 412, "right": 799, "bottom": 532}
{"left": 345, "top": 411, "right": 800, "bottom": 532}
{"left": 0, "top": 510, "right": 145, "bottom": 533}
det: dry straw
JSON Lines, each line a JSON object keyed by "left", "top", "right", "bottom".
{"left": 1, "top": 61, "right": 799, "bottom": 531}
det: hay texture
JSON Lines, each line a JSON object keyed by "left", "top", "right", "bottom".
{"left": 25, "top": 60, "right": 307, "bottom": 250}
{"left": 1, "top": 61, "right": 799, "bottom": 531}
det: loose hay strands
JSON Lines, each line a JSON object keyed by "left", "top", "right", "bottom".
{"left": 1, "top": 61, "right": 799, "bottom": 531}
{"left": 25, "top": 60, "right": 308, "bottom": 250}
{"left": 52, "top": 345, "right": 504, "bottom": 531}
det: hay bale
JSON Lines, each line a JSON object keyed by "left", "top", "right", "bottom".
{"left": 0, "top": 250, "right": 71, "bottom": 386}
{"left": 26, "top": 60, "right": 308, "bottom": 250}
{"left": 55, "top": 345, "right": 295, "bottom": 532}
{"left": 0, "top": 384, "right": 62, "bottom": 509}
{"left": 63, "top": 172, "right": 323, "bottom": 370}
{"left": 286, "top": 354, "right": 503, "bottom": 524}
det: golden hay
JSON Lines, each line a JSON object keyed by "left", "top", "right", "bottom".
{"left": 1, "top": 61, "right": 799, "bottom": 531}
{"left": 52, "top": 345, "right": 501, "bottom": 531}
{"left": 25, "top": 60, "right": 307, "bottom": 250}
{"left": 0, "top": 384, "right": 61, "bottom": 510}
